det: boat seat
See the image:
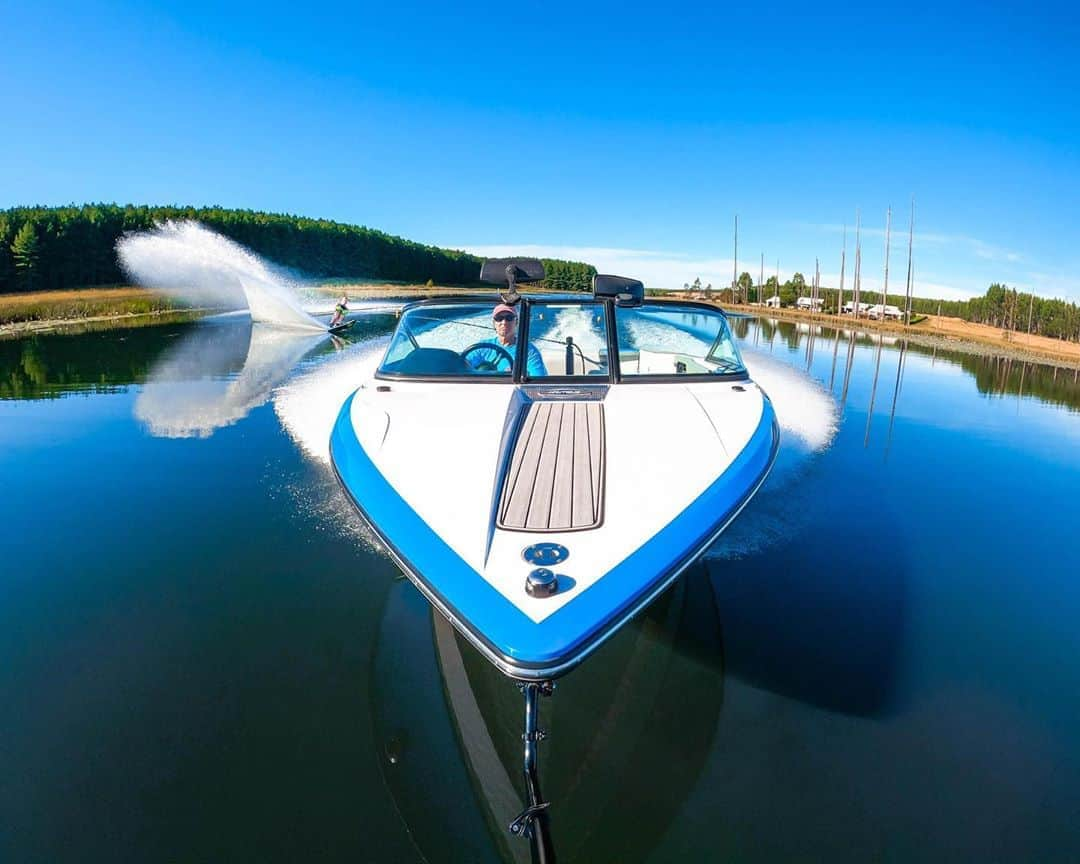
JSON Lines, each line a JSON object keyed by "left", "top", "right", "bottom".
{"left": 498, "top": 401, "right": 605, "bottom": 532}
{"left": 382, "top": 348, "right": 471, "bottom": 376}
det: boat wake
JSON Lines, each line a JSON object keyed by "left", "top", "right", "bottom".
{"left": 275, "top": 338, "right": 388, "bottom": 464}
{"left": 117, "top": 220, "right": 325, "bottom": 330}
{"left": 705, "top": 347, "right": 839, "bottom": 559}
{"left": 273, "top": 335, "right": 391, "bottom": 549}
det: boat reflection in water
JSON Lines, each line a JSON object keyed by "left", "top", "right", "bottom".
{"left": 371, "top": 566, "right": 726, "bottom": 864}
{"left": 371, "top": 529, "right": 907, "bottom": 862}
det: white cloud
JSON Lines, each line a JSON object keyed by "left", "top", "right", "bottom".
{"left": 807, "top": 222, "right": 1023, "bottom": 264}
{"left": 459, "top": 243, "right": 749, "bottom": 292}
{"left": 1015, "top": 271, "right": 1080, "bottom": 302}
{"left": 456, "top": 242, "right": 978, "bottom": 300}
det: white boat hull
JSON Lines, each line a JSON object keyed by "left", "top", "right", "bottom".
{"left": 331, "top": 378, "right": 778, "bottom": 679}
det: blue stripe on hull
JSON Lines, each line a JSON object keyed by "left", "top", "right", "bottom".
{"left": 331, "top": 392, "right": 778, "bottom": 677}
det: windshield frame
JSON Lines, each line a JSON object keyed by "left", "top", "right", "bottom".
{"left": 373, "top": 295, "right": 750, "bottom": 384}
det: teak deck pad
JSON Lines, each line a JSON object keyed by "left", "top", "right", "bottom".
{"left": 498, "top": 401, "right": 605, "bottom": 532}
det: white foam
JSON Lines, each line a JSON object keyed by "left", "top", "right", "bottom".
{"left": 706, "top": 347, "right": 839, "bottom": 559}
{"left": 273, "top": 336, "right": 389, "bottom": 464}
{"left": 623, "top": 314, "right": 712, "bottom": 356}
{"left": 742, "top": 348, "right": 838, "bottom": 452}
{"left": 117, "top": 221, "right": 324, "bottom": 330}
{"left": 540, "top": 305, "right": 609, "bottom": 356}
{"left": 273, "top": 336, "right": 390, "bottom": 550}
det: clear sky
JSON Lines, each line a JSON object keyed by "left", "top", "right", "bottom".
{"left": 3, "top": 0, "right": 1078, "bottom": 300}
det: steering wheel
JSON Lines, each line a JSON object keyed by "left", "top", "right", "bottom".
{"left": 460, "top": 342, "right": 515, "bottom": 372}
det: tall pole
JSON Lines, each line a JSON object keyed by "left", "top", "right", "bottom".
{"left": 814, "top": 257, "right": 820, "bottom": 315}
{"left": 759, "top": 252, "right": 764, "bottom": 306}
{"left": 904, "top": 197, "right": 915, "bottom": 324}
{"left": 838, "top": 224, "right": 847, "bottom": 318}
{"left": 733, "top": 214, "right": 739, "bottom": 303}
{"left": 853, "top": 209, "right": 862, "bottom": 317}
{"left": 883, "top": 206, "right": 892, "bottom": 314}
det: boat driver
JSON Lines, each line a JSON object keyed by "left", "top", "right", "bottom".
{"left": 467, "top": 304, "right": 547, "bottom": 376}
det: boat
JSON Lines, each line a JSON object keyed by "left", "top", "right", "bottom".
{"left": 329, "top": 258, "right": 778, "bottom": 851}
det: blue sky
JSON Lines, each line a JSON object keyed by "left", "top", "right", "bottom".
{"left": 3, "top": 0, "right": 1079, "bottom": 300}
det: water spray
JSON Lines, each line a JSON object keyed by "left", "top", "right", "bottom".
{"left": 117, "top": 221, "right": 325, "bottom": 330}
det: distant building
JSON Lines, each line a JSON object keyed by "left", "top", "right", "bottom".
{"left": 765, "top": 295, "right": 782, "bottom": 308}
{"left": 842, "top": 301, "right": 872, "bottom": 316}
{"left": 868, "top": 304, "right": 905, "bottom": 320}
{"left": 796, "top": 296, "right": 825, "bottom": 310}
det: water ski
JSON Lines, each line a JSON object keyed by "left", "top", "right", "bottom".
{"left": 328, "top": 320, "right": 355, "bottom": 335}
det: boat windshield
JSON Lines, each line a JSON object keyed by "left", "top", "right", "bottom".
{"left": 614, "top": 303, "right": 746, "bottom": 377}
{"left": 377, "top": 300, "right": 746, "bottom": 380}
{"left": 379, "top": 303, "right": 526, "bottom": 378}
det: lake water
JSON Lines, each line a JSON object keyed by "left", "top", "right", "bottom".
{"left": 3, "top": 312, "right": 1080, "bottom": 863}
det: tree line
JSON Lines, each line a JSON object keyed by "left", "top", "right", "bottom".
{"left": 539, "top": 258, "right": 598, "bottom": 294}
{"left": 0, "top": 204, "right": 596, "bottom": 294}
{"left": 689, "top": 272, "right": 1080, "bottom": 343}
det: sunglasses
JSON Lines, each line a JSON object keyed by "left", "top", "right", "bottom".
{"left": 493, "top": 312, "right": 517, "bottom": 322}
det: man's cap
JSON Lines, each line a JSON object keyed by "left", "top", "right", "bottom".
{"left": 492, "top": 303, "right": 517, "bottom": 318}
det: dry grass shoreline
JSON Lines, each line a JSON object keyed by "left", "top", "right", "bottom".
{"left": 0, "top": 286, "right": 190, "bottom": 333}
{"left": 3, "top": 285, "right": 1079, "bottom": 368}
{"left": 718, "top": 300, "right": 1080, "bottom": 368}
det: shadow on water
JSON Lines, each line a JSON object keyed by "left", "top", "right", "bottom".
{"left": 703, "top": 527, "right": 908, "bottom": 718}
{"left": 371, "top": 570, "right": 726, "bottom": 864}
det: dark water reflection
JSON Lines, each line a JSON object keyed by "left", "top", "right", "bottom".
{"left": 739, "top": 316, "right": 1080, "bottom": 413}
{"left": 3, "top": 312, "right": 1080, "bottom": 862}
{"left": 0, "top": 311, "right": 397, "bottom": 401}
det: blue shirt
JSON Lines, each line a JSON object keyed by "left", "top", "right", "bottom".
{"left": 468, "top": 338, "right": 548, "bottom": 377}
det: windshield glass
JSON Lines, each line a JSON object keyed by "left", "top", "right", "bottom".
{"left": 378, "top": 300, "right": 746, "bottom": 380}
{"left": 614, "top": 303, "right": 746, "bottom": 377}
{"left": 524, "top": 302, "right": 609, "bottom": 379}
{"left": 379, "top": 303, "right": 526, "bottom": 377}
